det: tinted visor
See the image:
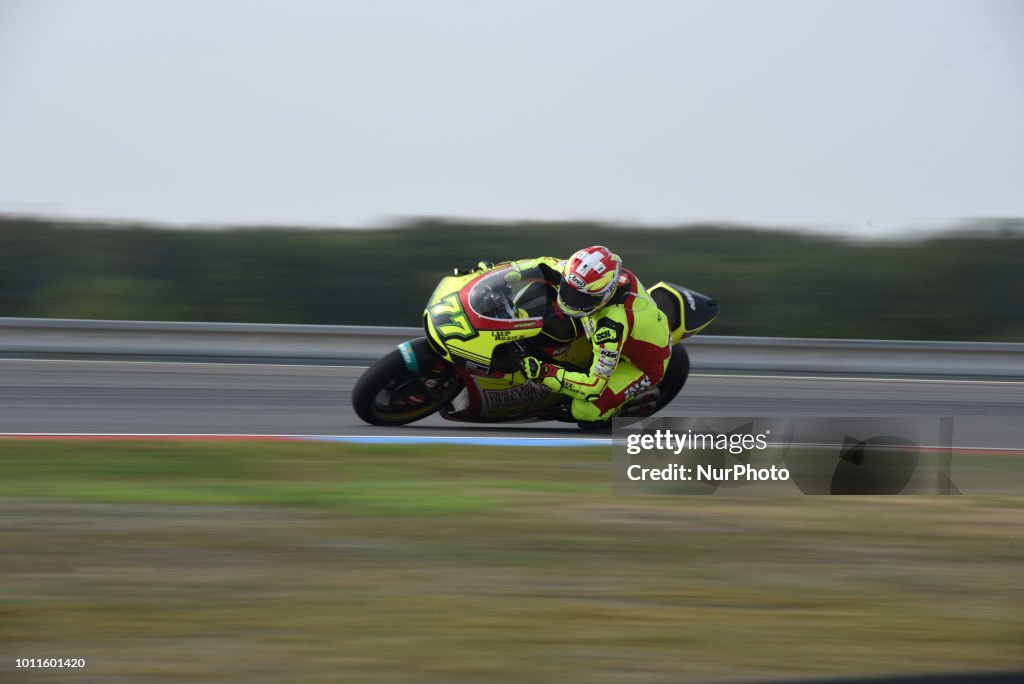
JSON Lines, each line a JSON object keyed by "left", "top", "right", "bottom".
{"left": 557, "top": 281, "right": 606, "bottom": 315}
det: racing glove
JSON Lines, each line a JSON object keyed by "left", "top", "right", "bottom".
{"left": 520, "top": 356, "right": 564, "bottom": 392}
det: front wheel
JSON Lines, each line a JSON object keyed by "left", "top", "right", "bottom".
{"left": 351, "top": 341, "right": 462, "bottom": 426}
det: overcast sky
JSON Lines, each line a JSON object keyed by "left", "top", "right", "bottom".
{"left": 1, "top": 0, "right": 1022, "bottom": 235}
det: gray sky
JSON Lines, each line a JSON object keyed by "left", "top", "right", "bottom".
{"left": 1, "top": 0, "right": 1022, "bottom": 235}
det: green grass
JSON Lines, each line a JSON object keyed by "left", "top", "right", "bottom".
{"left": 1, "top": 440, "right": 1022, "bottom": 683}
{"left": 0, "top": 441, "right": 608, "bottom": 514}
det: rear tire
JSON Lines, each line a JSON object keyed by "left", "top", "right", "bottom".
{"left": 654, "top": 343, "right": 690, "bottom": 412}
{"left": 352, "top": 345, "right": 460, "bottom": 426}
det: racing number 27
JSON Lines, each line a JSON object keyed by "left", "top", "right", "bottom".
{"left": 429, "top": 294, "right": 476, "bottom": 340}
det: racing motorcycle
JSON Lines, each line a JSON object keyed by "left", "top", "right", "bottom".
{"left": 352, "top": 260, "right": 718, "bottom": 428}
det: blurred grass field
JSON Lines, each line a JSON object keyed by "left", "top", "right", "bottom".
{"left": 1, "top": 440, "right": 1021, "bottom": 683}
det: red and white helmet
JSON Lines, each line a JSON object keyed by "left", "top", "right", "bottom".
{"left": 557, "top": 246, "right": 623, "bottom": 317}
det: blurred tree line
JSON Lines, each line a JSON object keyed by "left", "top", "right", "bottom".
{"left": 1, "top": 215, "right": 1022, "bottom": 341}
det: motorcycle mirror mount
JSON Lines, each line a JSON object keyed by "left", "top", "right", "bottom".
{"left": 452, "top": 260, "right": 495, "bottom": 277}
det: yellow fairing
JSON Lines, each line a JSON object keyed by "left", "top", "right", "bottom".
{"left": 461, "top": 335, "right": 592, "bottom": 418}
{"left": 423, "top": 260, "right": 596, "bottom": 418}
{"left": 424, "top": 260, "right": 563, "bottom": 370}
{"left": 648, "top": 282, "right": 718, "bottom": 345}
{"left": 424, "top": 272, "right": 474, "bottom": 363}
{"left": 652, "top": 285, "right": 688, "bottom": 345}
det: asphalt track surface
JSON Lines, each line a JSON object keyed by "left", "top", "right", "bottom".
{"left": 0, "top": 358, "right": 1021, "bottom": 449}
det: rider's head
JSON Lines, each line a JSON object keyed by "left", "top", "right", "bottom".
{"left": 556, "top": 246, "right": 623, "bottom": 317}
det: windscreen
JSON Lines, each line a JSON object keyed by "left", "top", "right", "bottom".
{"left": 467, "top": 264, "right": 552, "bottom": 322}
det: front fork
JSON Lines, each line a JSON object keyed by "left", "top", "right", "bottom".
{"left": 396, "top": 338, "right": 463, "bottom": 408}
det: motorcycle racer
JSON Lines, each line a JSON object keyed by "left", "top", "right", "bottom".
{"left": 519, "top": 246, "right": 672, "bottom": 425}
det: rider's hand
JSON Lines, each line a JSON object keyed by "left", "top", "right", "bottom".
{"left": 520, "top": 356, "right": 563, "bottom": 391}
{"left": 521, "top": 356, "right": 545, "bottom": 380}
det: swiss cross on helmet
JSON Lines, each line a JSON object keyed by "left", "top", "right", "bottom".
{"left": 557, "top": 246, "right": 623, "bottom": 317}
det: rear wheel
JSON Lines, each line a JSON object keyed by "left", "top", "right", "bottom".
{"left": 653, "top": 343, "right": 690, "bottom": 412}
{"left": 352, "top": 343, "right": 462, "bottom": 426}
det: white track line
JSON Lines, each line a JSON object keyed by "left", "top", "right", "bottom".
{"left": 1, "top": 358, "right": 1021, "bottom": 384}
{"left": 0, "top": 433, "right": 613, "bottom": 446}
{"left": 692, "top": 373, "right": 1024, "bottom": 386}
{"left": 0, "top": 432, "right": 604, "bottom": 439}
{"left": 0, "top": 358, "right": 365, "bottom": 369}
{"left": 2, "top": 433, "right": 1021, "bottom": 453}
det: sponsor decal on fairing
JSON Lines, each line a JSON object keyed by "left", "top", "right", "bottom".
{"left": 482, "top": 382, "right": 552, "bottom": 410}
{"left": 464, "top": 361, "right": 491, "bottom": 375}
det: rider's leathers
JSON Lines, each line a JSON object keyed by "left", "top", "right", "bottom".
{"left": 523, "top": 257, "right": 672, "bottom": 422}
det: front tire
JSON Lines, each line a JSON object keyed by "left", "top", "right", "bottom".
{"left": 352, "top": 344, "right": 460, "bottom": 426}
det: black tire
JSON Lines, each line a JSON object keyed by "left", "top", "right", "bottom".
{"left": 654, "top": 343, "right": 690, "bottom": 412}
{"left": 352, "top": 346, "right": 460, "bottom": 426}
